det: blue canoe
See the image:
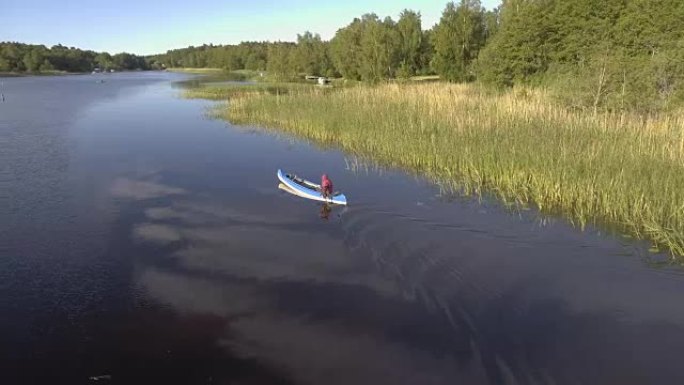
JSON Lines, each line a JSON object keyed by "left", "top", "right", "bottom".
{"left": 277, "top": 169, "right": 348, "bottom": 205}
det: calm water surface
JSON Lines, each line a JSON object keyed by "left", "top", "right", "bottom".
{"left": 2, "top": 72, "right": 684, "bottom": 385}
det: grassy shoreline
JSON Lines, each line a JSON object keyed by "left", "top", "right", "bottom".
{"left": 189, "top": 82, "right": 684, "bottom": 259}
{"left": 166, "top": 67, "right": 226, "bottom": 74}
{"left": 170, "top": 68, "right": 268, "bottom": 86}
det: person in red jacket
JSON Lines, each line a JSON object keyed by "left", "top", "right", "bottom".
{"left": 321, "top": 174, "right": 333, "bottom": 199}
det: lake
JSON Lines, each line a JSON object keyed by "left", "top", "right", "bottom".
{"left": 2, "top": 72, "right": 684, "bottom": 385}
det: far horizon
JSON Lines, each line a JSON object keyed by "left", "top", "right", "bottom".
{"left": 2, "top": 0, "right": 501, "bottom": 55}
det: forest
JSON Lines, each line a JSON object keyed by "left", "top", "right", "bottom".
{"left": 3, "top": 0, "right": 683, "bottom": 113}
{"left": 0, "top": 42, "right": 152, "bottom": 73}
{"left": 152, "top": 0, "right": 684, "bottom": 113}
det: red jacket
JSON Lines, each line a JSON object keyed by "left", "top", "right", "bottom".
{"left": 321, "top": 174, "right": 333, "bottom": 195}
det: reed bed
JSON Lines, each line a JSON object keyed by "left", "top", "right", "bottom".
{"left": 211, "top": 82, "right": 684, "bottom": 258}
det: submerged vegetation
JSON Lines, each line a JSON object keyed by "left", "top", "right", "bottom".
{"left": 196, "top": 82, "right": 684, "bottom": 258}
{"left": 183, "top": 82, "right": 317, "bottom": 100}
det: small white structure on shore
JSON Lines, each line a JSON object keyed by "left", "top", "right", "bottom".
{"left": 317, "top": 77, "right": 330, "bottom": 85}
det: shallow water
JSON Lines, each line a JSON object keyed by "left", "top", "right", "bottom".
{"left": 2, "top": 72, "right": 684, "bottom": 385}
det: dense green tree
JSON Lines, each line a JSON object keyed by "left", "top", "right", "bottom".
{"left": 112, "top": 52, "right": 146, "bottom": 70}
{"left": 432, "top": 0, "right": 486, "bottom": 82}
{"left": 94, "top": 52, "right": 114, "bottom": 70}
{"left": 1, "top": 43, "right": 25, "bottom": 72}
{"left": 358, "top": 14, "right": 401, "bottom": 81}
{"left": 23, "top": 48, "right": 45, "bottom": 72}
{"left": 330, "top": 18, "right": 364, "bottom": 80}
{"left": 242, "top": 43, "right": 268, "bottom": 71}
{"left": 615, "top": 0, "right": 684, "bottom": 57}
{"left": 267, "top": 42, "right": 296, "bottom": 81}
{"left": 475, "top": 0, "right": 555, "bottom": 86}
{"left": 0, "top": 57, "right": 10, "bottom": 72}
{"left": 294, "top": 31, "right": 330, "bottom": 76}
{"left": 418, "top": 28, "right": 436, "bottom": 75}
{"left": 483, "top": 8, "right": 499, "bottom": 41}
{"left": 475, "top": 0, "right": 684, "bottom": 112}
{"left": 396, "top": 10, "right": 423, "bottom": 78}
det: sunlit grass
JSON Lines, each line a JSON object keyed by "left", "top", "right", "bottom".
{"left": 197, "top": 82, "right": 684, "bottom": 259}
{"left": 410, "top": 75, "right": 441, "bottom": 82}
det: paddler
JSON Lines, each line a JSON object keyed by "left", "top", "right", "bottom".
{"left": 321, "top": 174, "right": 333, "bottom": 199}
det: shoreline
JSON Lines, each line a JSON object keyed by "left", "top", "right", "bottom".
{"left": 184, "top": 81, "right": 684, "bottom": 260}
{"left": 165, "top": 67, "right": 226, "bottom": 74}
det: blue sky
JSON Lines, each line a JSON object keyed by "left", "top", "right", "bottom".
{"left": 2, "top": 0, "right": 501, "bottom": 55}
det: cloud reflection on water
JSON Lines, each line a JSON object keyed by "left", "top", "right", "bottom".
{"left": 117, "top": 176, "right": 684, "bottom": 385}
{"left": 111, "top": 178, "right": 186, "bottom": 200}
{"left": 123, "top": 178, "right": 483, "bottom": 384}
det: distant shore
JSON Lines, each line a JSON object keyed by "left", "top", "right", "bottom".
{"left": 0, "top": 70, "right": 76, "bottom": 78}
{"left": 0, "top": 69, "right": 156, "bottom": 78}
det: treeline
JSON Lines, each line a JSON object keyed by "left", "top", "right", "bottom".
{"left": 8, "top": 0, "right": 681, "bottom": 112}
{"left": 149, "top": 5, "right": 497, "bottom": 82}
{"left": 153, "top": 0, "right": 684, "bottom": 112}
{"left": 478, "top": 0, "right": 684, "bottom": 112}
{"left": 0, "top": 42, "right": 152, "bottom": 73}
